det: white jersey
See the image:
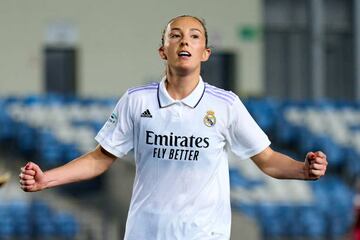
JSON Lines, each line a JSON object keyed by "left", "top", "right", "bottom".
{"left": 95, "top": 77, "right": 270, "bottom": 240}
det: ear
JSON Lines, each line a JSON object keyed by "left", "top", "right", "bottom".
{"left": 158, "top": 46, "right": 167, "bottom": 60}
{"left": 201, "top": 48, "right": 211, "bottom": 62}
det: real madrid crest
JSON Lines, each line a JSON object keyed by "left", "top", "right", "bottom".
{"left": 204, "top": 110, "right": 216, "bottom": 127}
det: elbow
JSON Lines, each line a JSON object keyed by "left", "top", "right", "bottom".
{"left": 90, "top": 146, "right": 117, "bottom": 177}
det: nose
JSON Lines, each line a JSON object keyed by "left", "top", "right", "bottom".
{"left": 180, "top": 41, "right": 189, "bottom": 46}
{"left": 180, "top": 36, "right": 189, "bottom": 46}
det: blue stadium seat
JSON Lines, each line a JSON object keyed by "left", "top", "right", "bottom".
{"left": 55, "top": 212, "right": 79, "bottom": 238}
{"left": 298, "top": 206, "right": 326, "bottom": 237}
{"left": 245, "top": 98, "right": 279, "bottom": 133}
{"left": 229, "top": 168, "right": 263, "bottom": 189}
{"left": 0, "top": 216, "right": 14, "bottom": 239}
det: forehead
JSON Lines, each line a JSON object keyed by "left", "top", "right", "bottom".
{"left": 166, "top": 17, "right": 204, "bottom": 33}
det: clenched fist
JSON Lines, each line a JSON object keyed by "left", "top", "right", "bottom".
{"left": 305, "top": 151, "right": 328, "bottom": 180}
{"left": 19, "top": 162, "right": 46, "bottom": 192}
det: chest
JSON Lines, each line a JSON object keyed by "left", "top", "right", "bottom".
{"left": 136, "top": 103, "right": 226, "bottom": 141}
{"left": 132, "top": 102, "right": 228, "bottom": 161}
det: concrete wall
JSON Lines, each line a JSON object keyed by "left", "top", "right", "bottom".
{"left": 0, "top": 0, "right": 264, "bottom": 97}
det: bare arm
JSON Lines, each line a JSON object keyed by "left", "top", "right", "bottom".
{"left": 251, "top": 147, "right": 327, "bottom": 180}
{"left": 19, "top": 145, "right": 117, "bottom": 192}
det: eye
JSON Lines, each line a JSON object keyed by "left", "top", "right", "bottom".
{"left": 191, "top": 34, "right": 200, "bottom": 39}
{"left": 170, "top": 33, "right": 181, "bottom": 38}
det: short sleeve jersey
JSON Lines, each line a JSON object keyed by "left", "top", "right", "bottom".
{"left": 95, "top": 77, "right": 270, "bottom": 240}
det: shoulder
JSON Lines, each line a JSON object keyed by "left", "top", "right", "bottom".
{"left": 203, "top": 83, "right": 238, "bottom": 106}
{"left": 114, "top": 82, "right": 159, "bottom": 109}
{"left": 127, "top": 82, "right": 159, "bottom": 97}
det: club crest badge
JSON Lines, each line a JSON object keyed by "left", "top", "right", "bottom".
{"left": 204, "top": 110, "right": 216, "bottom": 127}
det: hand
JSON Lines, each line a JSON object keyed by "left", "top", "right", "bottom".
{"left": 19, "top": 162, "right": 46, "bottom": 192}
{"left": 305, "top": 151, "right": 328, "bottom": 180}
{"left": 0, "top": 172, "right": 10, "bottom": 188}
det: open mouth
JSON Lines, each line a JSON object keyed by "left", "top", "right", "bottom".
{"left": 178, "top": 51, "right": 192, "bottom": 57}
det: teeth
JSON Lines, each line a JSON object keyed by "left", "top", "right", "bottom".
{"left": 178, "top": 51, "right": 191, "bottom": 56}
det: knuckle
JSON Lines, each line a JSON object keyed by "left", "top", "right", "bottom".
{"left": 24, "top": 180, "right": 32, "bottom": 186}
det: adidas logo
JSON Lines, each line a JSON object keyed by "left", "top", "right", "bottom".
{"left": 141, "top": 109, "right": 152, "bottom": 118}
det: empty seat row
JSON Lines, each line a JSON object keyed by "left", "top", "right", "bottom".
{"left": 0, "top": 199, "right": 78, "bottom": 239}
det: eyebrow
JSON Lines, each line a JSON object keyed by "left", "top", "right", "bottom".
{"left": 170, "top": 27, "right": 203, "bottom": 33}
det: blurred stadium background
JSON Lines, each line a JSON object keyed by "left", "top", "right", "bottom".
{"left": 0, "top": 0, "right": 359, "bottom": 239}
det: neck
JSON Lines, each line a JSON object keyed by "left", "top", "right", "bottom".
{"left": 165, "top": 69, "right": 200, "bottom": 100}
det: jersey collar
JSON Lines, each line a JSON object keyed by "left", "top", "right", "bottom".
{"left": 157, "top": 76, "right": 205, "bottom": 109}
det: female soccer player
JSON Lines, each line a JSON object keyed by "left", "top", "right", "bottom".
{"left": 19, "top": 15, "right": 327, "bottom": 239}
